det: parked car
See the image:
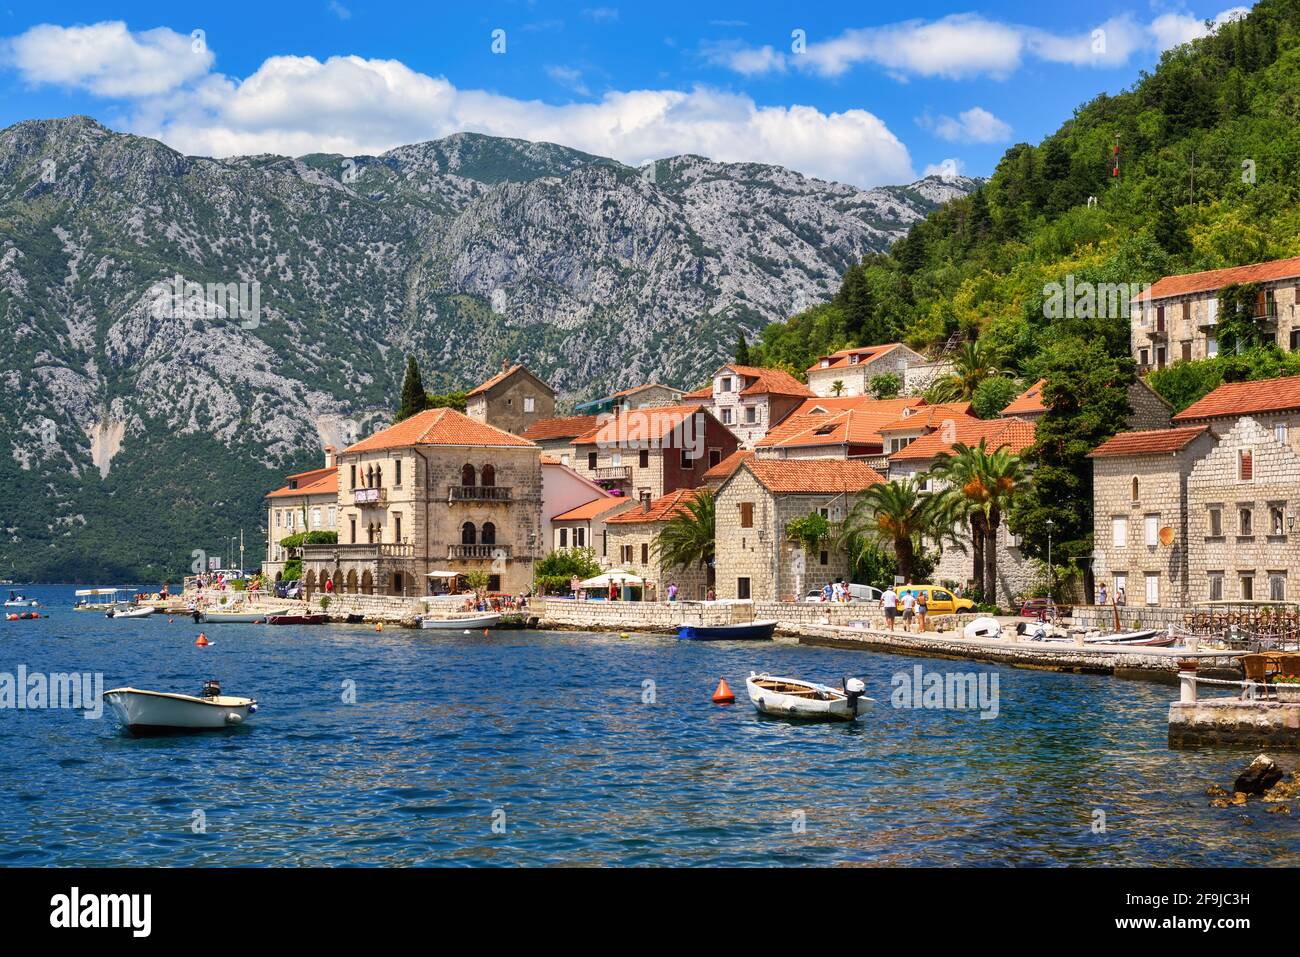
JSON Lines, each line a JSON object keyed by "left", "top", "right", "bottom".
{"left": 900, "top": 585, "right": 975, "bottom": 616}
{"left": 1019, "top": 598, "right": 1053, "bottom": 618}
{"left": 275, "top": 580, "right": 303, "bottom": 600}
{"left": 803, "top": 584, "right": 882, "bottom": 603}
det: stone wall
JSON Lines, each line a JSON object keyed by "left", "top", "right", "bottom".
{"left": 531, "top": 597, "right": 913, "bottom": 632}
{"left": 602, "top": 519, "right": 710, "bottom": 600}
{"left": 1169, "top": 698, "right": 1300, "bottom": 749}
{"left": 321, "top": 593, "right": 426, "bottom": 622}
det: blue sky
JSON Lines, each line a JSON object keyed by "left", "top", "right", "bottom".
{"left": 0, "top": 0, "right": 1252, "bottom": 187}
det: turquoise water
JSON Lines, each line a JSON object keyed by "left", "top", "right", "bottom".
{"left": 1, "top": 584, "right": 1295, "bottom": 866}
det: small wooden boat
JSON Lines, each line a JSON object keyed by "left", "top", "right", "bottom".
{"left": 419, "top": 612, "right": 502, "bottom": 630}
{"left": 678, "top": 620, "right": 777, "bottom": 641}
{"left": 104, "top": 681, "right": 258, "bottom": 734}
{"left": 194, "top": 608, "right": 288, "bottom": 623}
{"left": 746, "top": 673, "right": 874, "bottom": 721}
{"left": 266, "top": 613, "right": 328, "bottom": 625}
{"left": 106, "top": 605, "right": 155, "bottom": 619}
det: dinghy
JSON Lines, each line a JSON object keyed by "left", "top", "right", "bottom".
{"left": 677, "top": 620, "right": 777, "bottom": 641}
{"left": 746, "top": 673, "right": 874, "bottom": 722}
{"left": 104, "top": 680, "right": 258, "bottom": 734}
{"left": 106, "top": 605, "right": 155, "bottom": 619}
{"left": 4, "top": 591, "right": 39, "bottom": 608}
{"left": 419, "top": 612, "right": 501, "bottom": 630}
{"left": 194, "top": 608, "right": 287, "bottom": 623}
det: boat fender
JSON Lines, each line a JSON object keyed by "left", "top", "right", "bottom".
{"left": 225, "top": 713, "right": 242, "bottom": 725}
{"left": 248, "top": 703, "right": 258, "bottom": 714}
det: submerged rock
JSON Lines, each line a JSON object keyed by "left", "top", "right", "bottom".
{"left": 1234, "top": 754, "right": 1283, "bottom": 795}
{"left": 1263, "top": 773, "right": 1300, "bottom": 803}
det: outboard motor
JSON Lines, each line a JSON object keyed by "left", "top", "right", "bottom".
{"left": 843, "top": 677, "right": 867, "bottom": 716}
{"left": 201, "top": 679, "right": 221, "bottom": 700}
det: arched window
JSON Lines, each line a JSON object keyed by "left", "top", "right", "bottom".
{"left": 461, "top": 464, "right": 476, "bottom": 487}
{"left": 482, "top": 522, "right": 497, "bottom": 546}
{"left": 1131, "top": 477, "right": 1139, "bottom": 502}
{"left": 481, "top": 464, "right": 496, "bottom": 487}
{"left": 461, "top": 522, "right": 477, "bottom": 545}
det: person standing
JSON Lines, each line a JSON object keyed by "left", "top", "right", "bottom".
{"left": 881, "top": 585, "right": 898, "bottom": 631}
{"left": 667, "top": 582, "right": 678, "bottom": 602}
{"left": 1098, "top": 583, "right": 1108, "bottom": 606}
{"left": 916, "top": 590, "right": 928, "bottom": 632}
{"left": 1116, "top": 586, "right": 1126, "bottom": 607}
{"left": 900, "top": 588, "right": 916, "bottom": 632}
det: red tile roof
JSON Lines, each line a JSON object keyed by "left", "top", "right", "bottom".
{"left": 521, "top": 414, "right": 601, "bottom": 442}
{"left": 685, "top": 365, "right": 814, "bottom": 399}
{"left": 551, "top": 496, "right": 631, "bottom": 521}
{"left": 1135, "top": 255, "right": 1300, "bottom": 303}
{"left": 702, "top": 449, "right": 754, "bottom": 482}
{"left": 571, "top": 405, "right": 706, "bottom": 446}
{"left": 806, "top": 343, "right": 904, "bottom": 373}
{"left": 266, "top": 466, "right": 338, "bottom": 499}
{"left": 342, "top": 408, "right": 536, "bottom": 453}
{"left": 1000, "top": 378, "right": 1048, "bottom": 417}
{"left": 606, "top": 488, "right": 702, "bottom": 524}
{"left": 890, "top": 417, "right": 1036, "bottom": 463}
{"left": 466, "top": 363, "right": 524, "bottom": 397}
{"left": 1172, "top": 376, "right": 1300, "bottom": 422}
{"left": 741, "top": 458, "right": 885, "bottom": 494}
{"left": 1088, "top": 426, "right": 1209, "bottom": 458}
{"left": 755, "top": 396, "right": 926, "bottom": 450}
{"left": 877, "top": 402, "right": 976, "bottom": 433}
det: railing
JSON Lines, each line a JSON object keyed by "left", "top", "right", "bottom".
{"left": 448, "top": 543, "right": 510, "bottom": 560}
{"left": 594, "top": 465, "right": 631, "bottom": 480}
{"left": 302, "top": 542, "right": 414, "bottom": 560}
{"left": 352, "top": 487, "right": 387, "bottom": 505}
{"left": 448, "top": 485, "right": 512, "bottom": 502}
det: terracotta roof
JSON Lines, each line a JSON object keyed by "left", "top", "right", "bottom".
{"left": 521, "top": 414, "right": 601, "bottom": 442}
{"left": 1135, "top": 255, "right": 1300, "bottom": 302}
{"left": 466, "top": 363, "right": 524, "bottom": 397}
{"left": 877, "top": 403, "right": 976, "bottom": 434}
{"left": 755, "top": 396, "right": 927, "bottom": 450}
{"left": 703, "top": 449, "right": 754, "bottom": 482}
{"left": 342, "top": 408, "right": 536, "bottom": 453}
{"left": 682, "top": 384, "right": 713, "bottom": 400}
{"left": 606, "top": 488, "right": 702, "bottom": 524}
{"left": 1000, "top": 379, "right": 1048, "bottom": 417}
{"left": 1172, "top": 376, "right": 1300, "bottom": 422}
{"left": 267, "top": 466, "right": 338, "bottom": 499}
{"left": 687, "top": 366, "right": 814, "bottom": 399}
{"left": 1088, "top": 426, "right": 1209, "bottom": 458}
{"left": 551, "top": 496, "right": 630, "bottom": 521}
{"left": 610, "top": 382, "right": 679, "bottom": 399}
{"left": 890, "top": 417, "right": 1037, "bottom": 463}
{"left": 806, "top": 343, "right": 903, "bottom": 373}
{"left": 571, "top": 405, "right": 706, "bottom": 446}
{"left": 742, "top": 458, "right": 884, "bottom": 494}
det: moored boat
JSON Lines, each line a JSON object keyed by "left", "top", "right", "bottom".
{"left": 194, "top": 607, "right": 288, "bottom": 623}
{"left": 4, "top": 591, "right": 40, "bottom": 608}
{"left": 419, "top": 612, "right": 502, "bottom": 630}
{"left": 104, "top": 680, "right": 258, "bottom": 734}
{"left": 106, "top": 605, "right": 155, "bottom": 619}
{"left": 677, "top": 620, "right": 777, "bottom": 641}
{"left": 746, "top": 673, "right": 874, "bottom": 721}
{"left": 74, "top": 588, "right": 128, "bottom": 611}
{"left": 266, "top": 613, "right": 328, "bottom": 625}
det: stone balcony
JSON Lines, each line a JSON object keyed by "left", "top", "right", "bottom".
{"left": 447, "top": 485, "right": 512, "bottom": 503}
{"left": 448, "top": 543, "right": 511, "bottom": 560}
{"left": 594, "top": 465, "right": 631, "bottom": 481}
{"left": 302, "top": 542, "right": 414, "bottom": 561}
{"left": 352, "top": 487, "right": 387, "bottom": 506}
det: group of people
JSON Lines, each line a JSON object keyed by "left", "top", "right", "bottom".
{"left": 814, "top": 580, "right": 856, "bottom": 603}
{"left": 879, "top": 584, "right": 930, "bottom": 633}
{"left": 1095, "top": 583, "right": 1127, "bottom": 606}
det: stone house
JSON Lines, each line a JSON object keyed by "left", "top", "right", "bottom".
{"left": 753, "top": 396, "right": 927, "bottom": 470}
{"left": 540, "top": 457, "right": 612, "bottom": 553}
{"left": 520, "top": 415, "right": 601, "bottom": 464}
{"left": 1186, "top": 417, "right": 1300, "bottom": 604}
{"left": 1088, "top": 425, "right": 1217, "bottom": 607}
{"left": 574, "top": 383, "right": 685, "bottom": 415}
{"left": 263, "top": 448, "right": 339, "bottom": 582}
{"left": 465, "top": 362, "right": 556, "bottom": 435}
{"left": 701, "top": 449, "right": 754, "bottom": 490}
{"left": 550, "top": 495, "right": 636, "bottom": 559}
{"left": 1172, "top": 374, "right": 1300, "bottom": 455}
{"left": 1131, "top": 254, "right": 1300, "bottom": 371}
{"left": 805, "top": 343, "right": 927, "bottom": 398}
{"left": 713, "top": 458, "right": 884, "bottom": 602}
{"left": 603, "top": 488, "right": 711, "bottom": 600}
{"left": 568, "top": 404, "right": 739, "bottom": 504}
{"left": 300, "top": 408, "right": 543, "bottom": 597}
{"left": 680, "top": 364, "right": 812, "bottom": 447}
{"left": 1000, "top": 377, "right": 1173, "bottom": 431}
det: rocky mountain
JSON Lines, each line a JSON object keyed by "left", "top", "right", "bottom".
{"left": 0, "top": 116, "right": 975, "bottom": 581}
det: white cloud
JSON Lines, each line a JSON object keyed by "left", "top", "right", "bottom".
{"left": 703, "top": 41, "right": 787, "bottom": 77}
{"left": 922, "top": 158, "right": 965, "bottom": 180}
{"left": 920, "top": 107, "right": 1012, "bottom": 144}
{"left": 328, "top": 2, "right": 352, "bottom": 21}
{"left": 1150, "top": 7, "right": 1250, "bottom": 52}
{"left": 2, "top": 21, "right": 213, "bottom": 97}
{"left": 545, "top": 65, "right": 590, "bottom": 96}
{"left": 1, "top": 24, "right": 915, "bottom": 188}
{"left": 581, "top": 7, "right": 619, "bottom": 22}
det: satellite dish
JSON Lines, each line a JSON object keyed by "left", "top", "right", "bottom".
{"left": 1158, "top": 526, "right": 1175, "bottom": 546}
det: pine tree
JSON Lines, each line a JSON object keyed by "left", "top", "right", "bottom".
{"left": 395, "top": 355, "right": 430, "bottom": 422}
{"left": 735, "top": 331, "right": 751, "bottom": 365}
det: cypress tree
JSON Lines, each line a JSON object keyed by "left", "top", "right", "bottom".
{"left": 396, "top": 355, "right": 430, "bottom": 422}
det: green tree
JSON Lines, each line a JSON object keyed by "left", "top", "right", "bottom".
{"left": 534, "top": 547, "right": 603, "bottom": 595}
{"left": 785, "top": 512, "right": 832, "bottom": 557}
{"left": 971, "top": 375, "right": 1020, "bottom": 419}
{"left": 842, "top": 479, "right": 950, "bottom": 582}
{"left": 654, "top": 489, "right": 716, "bottom": 587}
{"left": 396, "top": 355, "right": 431, "bottom": 422}
{"left": 930, "top": 340, "right": 1003, "bottom": 402}
{"left": 735, "top": 331, "right": 751, "bottom": 365}
{"left": 869, "top": 372, "right": 901, "bottom": 399}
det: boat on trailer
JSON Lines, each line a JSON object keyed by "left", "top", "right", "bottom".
{"left": 678, "top": 620, "right": 777, "bottom": 641}
{"left": 104, "top": 681, "right": 258, "bottom": 734}
{"left": 746, "top": 673, "right": 874, "bottom": 721}
{"left": 419, "top": 612, "right": 502, "bottom": 630}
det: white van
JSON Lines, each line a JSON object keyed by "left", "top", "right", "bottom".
{"left": 804, "top": 583, "right": 882, "bottom": 603}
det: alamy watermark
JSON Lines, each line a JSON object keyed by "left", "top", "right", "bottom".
{"left": 1042, "top": 274, "right": 1151, "bottom": 321}
{"left": 891, "top": 665, "right": 999, "bottom": 719}
{"left": 0, "top": 665, "right": 103, "bottom": 719}
{"left": 148, "top": 274, "right": 262, "bottom": 329}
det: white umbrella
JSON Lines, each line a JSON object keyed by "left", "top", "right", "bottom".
{"left": 579, "top": 570, "right": 645, "bottom": 588}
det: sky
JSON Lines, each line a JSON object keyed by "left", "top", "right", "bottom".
{"left": 0, "top": 0, "right": 1254, "bottom": 189}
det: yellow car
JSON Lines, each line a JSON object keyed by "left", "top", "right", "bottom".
{"left": 899, "top": 585, "right": 975, "bottom": 616}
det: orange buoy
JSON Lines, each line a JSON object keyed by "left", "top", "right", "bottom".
{"left": 375, "top": 622, "right": 383, "bottom": 632}
{"left": 195, "top": 633, "right": 209, "bottom": 647}
{"left": 482, "top": 628, "right": 490, "bottom": 636}
{"left": 712, "top": 677, "right": 735, "bottom": 704}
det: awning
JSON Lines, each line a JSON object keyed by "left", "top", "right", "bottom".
{"left": 426, "top": 571, "right": 460, "bottom": 578}
{"left": 75, "top": 588, "right": 124, "bottom": 596}
{"left": 579, "top": 571, "right": 645, "bottom": 588}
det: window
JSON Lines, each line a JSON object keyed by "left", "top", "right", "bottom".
{"left": 1144, "top": 514, "right": 1159, "bottom": 547}
{"left": 274, "top": 510, "right": 281, "bottom": 528}
{"left": 1207, "top": 337, "right": 1218, "bottom": 358}
{"left": 1181, "top": 340, "right": 1192, "bottom": 362}
{"left": 350, "top": 464, "right": 357, "bottom": 489}
{"left": 1275, "top": 423, "right": 1289, "bottom": 445}
{"left": 461, "top": 463, "right": 476, "bottom": 487}
{"left": 1111, "top": 516, "right": 1127, "bottom": 548}
{"left": 394, "top": 459, "right": 402, "bottom": 486}
{"left": 737, "top": 577, "right": 751, "bottom": 600}
{"left": 311, "top": 507, "right": 321, "bottom": 529}
{"left": 819, "top": 551, "right": 828, "bottom": 566}
{"left": 720, "top": 376, "right": 733, "bottom": 392}
{"left": 708, "top": 448, "right": 722, "bottom": 467}
{"left": 481, "top": 522, "right": 496, "bottom": 546}
{"left": 524, "top": 396, "right": 535, "bottom": 413}
{"left": 1208, "top": 572, "right": 1224, "bottom": 601}
{"left": 327, "top": 506, "right": 335, "bottom": 528}
{"left": 394, "top": 514, "right": 402, "bottom": 542}
{"left": 488, "top": 575, "right": 501, "bottom": 592}
{"left": 349, "top": 517, "right": 356, "bottom": 543}
{"left": 481, "top": 464, "right": 495, "bottom": 487}
{"left": 679, "top": 449, "right": 696, "bottom": 469}
{"left": 1206, "top": 297, "right": 1219, "bottom": 324}
{"left": 744, "top": 406, "right": 758, "bottom": 424}
{"left": 1131, "top": 477, "right": 1139, "bottom": 502}
{"left": 721, "top": 408, "right": 733, "bottom": 425}
{"left": 639, "top": 449, "right": 649, "bottom": 469}
{"left": 620, "top": 544, "right": 633, "bottom": 563}
{"left": 1155, "top": 345, "right": 1166, "bottom": 369}
{"left": 587, "top": 452, "right": 597, "bottom": 470}
{"left": 1239, "top": 450, "right": 1253, "bottom": 481}
{"left": 740, "top": 502, "right": 754, "bottom": 528}
{"left": 1239, "top": 507, "right": 1253, "bottom": 537}
{"left": 1271, "top": 505, "right": 1286, "bottom": 536}
{"left": 612, "top": 452, "right": 622, "bottom": 467}
{"left": 561, "top": 453, "right": 570, "bottom": 467}
{"left": 1145, "top": 573, "right": 1159, "bottom": 606}
{"left": 849, "top": 354, "right": 860, "bottom": 365}
{"left": 1240, "top": 574, "right": 1254, "bottom": 601}
{"left": 1139, "top": 347, "right": 1149, "bottom": 367}
{"left": 1291, "top": 328, "right": 1300, "bottom": 351}
{"left": 1270, "top": 573, "right": 1287, "bottom": 602}
{"left": 575, "top": 528, "right": 585, "bottom": 548}
{"left": 1155, "top": 306, "right": 1165, "bottom": 331}
{"left": 639, "top": 490, "right": 651, "bottom": 507}
{"left": 461, "top": 523, "right": 476, "bottom": 545}
{"left": 1181, "top": 301, "right": 1191, "bottom": 323}
{"left": 1208, "top": 506, "right": 1223, "bottom": 537}
{"left": 559, "top": 528, "right": 569, "bottom": 548}
{"left": 640, "top": 542, "right": 649, "bottom": 564}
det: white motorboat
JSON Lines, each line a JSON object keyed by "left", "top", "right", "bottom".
{"left": 746, "top": 673, "right": 874, "bottom": 722}
{"left": 4, "top": 591, "right": 40, "bottom": 608}
{"left": 106, "top": 605, "right": 155, "bottom": 619}
{"left": 104, "top": 681, "right": 258, "bottom": 734}
{"left": 419, "top": 612, "right": 502, "bottom": 630}
{"left": 194, "top": 607, "right": 288, "bottom": 623}
{"left": 74, "top": 587, "right": 127, "bottom": 611}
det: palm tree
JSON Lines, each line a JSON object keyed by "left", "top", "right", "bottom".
{"left": 929, "top": 440, "right": 1027, "bottom": 603}
{"left": 654, "top": 489, "right": 716, "bottom": 587}
{"left": 930, "top": 339, "right": 1002, "bottom": 402}
{"left": 842, "top": 478, "right": 950, "bottom": 582}
{"left": 831, "top": 379, "right": 846, "bottom": 396}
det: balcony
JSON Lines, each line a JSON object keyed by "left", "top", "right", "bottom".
{"left": 594, "top": 465, "right": 631, "bottom": 481}
{"left": 448, "top": 485, "right": 512, "bottom": 503}
{"left": 302, "top": 542, "right": 414, "bottom": 561}
{"left": 352, "top": 487, "right": 387, "bottom": 506}
{"left": 448, "top": 543, "right": 511, "bottom": 560}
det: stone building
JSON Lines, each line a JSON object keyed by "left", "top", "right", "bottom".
{"left": 1088, "top": 425, "right": 1217, "bottom": 607}
{"left": 680, "top": 364, "right": 812, "bottom": 447}
{"left": 713, "top": 458, "right": 884, "bottom": 601}
{"left": 300, "top": 408, "right": 542, "bottom": 597}
{"left": 1186, "top": 417, "right": 1300, "bottom": 604}
{"left": 550, "top": 495, "right": 636, "bottom": 559}
{"left": 263, "top": 449, "right": 339, "bottom": 583}
{"left": 805, "top": 343, "right": 927, "bottom": 398}
{"left": 465, "top": 362, "right": 556, "bottom": 435}
{"left": 603, "top": 488, "right": 711, "bottom": 600}
{"left": 568, "top": 404, "right": 739, "bottom": 504}
{"left": 520, "top": 415, "right": 601, "bottom": 463}
{"left": 1172, "top": 374, "right": 1300, "bottom": 453}
{"left": 1000, "top": 376, "right": 1173, "bottom": 431}
{"left": 574, "top": 383, "right": 686, "bottom": 416}
{"left": 753, "top": 396, "right": 927, "bottom": 469}
{"left": 1131, "top": 254, "right": 1300, "bottom": 372}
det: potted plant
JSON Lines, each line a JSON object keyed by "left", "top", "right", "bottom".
{"left": 1273, "top": 675, "right": 1300, "bottom": 702}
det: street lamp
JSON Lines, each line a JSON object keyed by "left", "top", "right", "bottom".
{"left": 1045, "top": 518, "right": 1054, "bottom": 604}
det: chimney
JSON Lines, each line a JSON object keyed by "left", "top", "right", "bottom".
{"left": 501, "top": 358, "right": 509, "bottom": 373}
{"left": 641, "top": 496, "right": 651, "bottom": 514}
{"left": 324, "top": 445, "right": 336, "bottom": 468}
